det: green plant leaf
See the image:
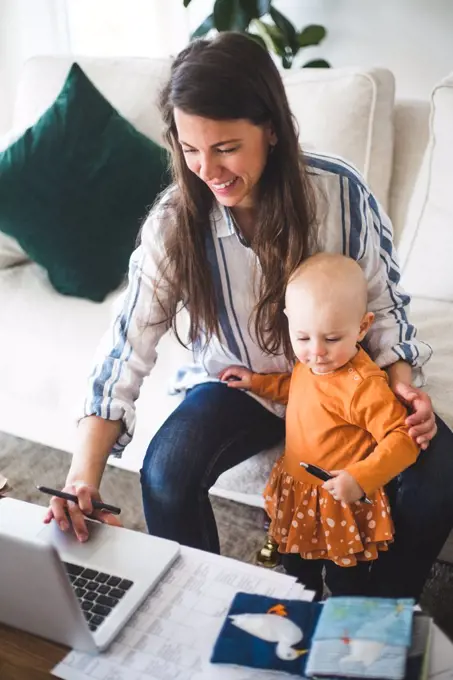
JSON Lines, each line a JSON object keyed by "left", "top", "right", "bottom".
{"left": 246, "top": 32, "right": 267, "bottom": 51}
{"left": 235, "top": 0, "right": 270, "bottom": 22}
{"left": 183, "top": 0, "right": 192, "bottom": 6}
{"left": 269, "top": 6, "right": 298, "bottom": 53}
{"left": 298, "top": 24, "right": 326, "bottom": 48}
{"left": 254, "top": 19, "right": 286, "bottom": 56}
{"left": 191, "top": 14, "right": 215, "bottom": 39}
{"left": 303, "top": 58, "right": 330, "bottom": 68}
{"left": 239, "top": 0, "right": 259, "bottom": 22}
{"left": 213, "top": 0, "right": 249, "bottom": 32}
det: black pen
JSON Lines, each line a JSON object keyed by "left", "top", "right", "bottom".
{"left": 299, "top": 462, "right": 373, "bottom": 505}
{"left": 36, "top": 485, "right": 121, "bottom": 515}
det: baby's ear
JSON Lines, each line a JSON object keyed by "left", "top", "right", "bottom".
{"left": 358, "top": 312, "right": 374, "bottom": 340}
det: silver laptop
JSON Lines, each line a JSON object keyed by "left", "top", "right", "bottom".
{"left": 0, "top": 498, "right": 180, "bottom": 651}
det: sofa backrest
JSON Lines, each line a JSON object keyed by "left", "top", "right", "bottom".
{"left": 389, "top": 100, "right": 430, "bottom": 243}
{"left": 283, "top": 67, "right": 395, "bottom": 210}
{"left": 14, "top": 56, "right": 434, "bottom": 250}
{"left": 13, "top": 56, "right": 396, "bottom": 211}
{"left": 13, "top": 56, "right": 171, "bottom": 145}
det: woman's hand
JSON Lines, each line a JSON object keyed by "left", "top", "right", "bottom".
{"left": 391, "top": 382, "right": 437, "bottom": 450}
{"left": 219, "top": 365, "right": 254, "bottom": 390}
{"left": 43, "top": 480, "right": 122, "bottom": 542}
{"left": 322, "top": 470, "right": 364, "bottom": 504}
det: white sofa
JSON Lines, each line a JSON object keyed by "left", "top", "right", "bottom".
{"left": 0, "top": 56, "right": 452, "bottom": 508}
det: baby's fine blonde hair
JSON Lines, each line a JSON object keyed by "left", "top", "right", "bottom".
{"left": 287, "top": 253, "right": 368, "bottom": 317}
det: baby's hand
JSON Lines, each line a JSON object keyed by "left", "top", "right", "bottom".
{"left": 219, "top": 365, "right": 253, "bottom": 390}
{"left": 322, "top": 470, "right": 364, "bottom": 504}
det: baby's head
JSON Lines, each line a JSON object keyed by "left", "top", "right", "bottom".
{"left": 285, "top": 253, "right": 374, "bottom": 374}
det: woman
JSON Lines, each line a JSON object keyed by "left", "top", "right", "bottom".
{"left": 46, "top": 33, "right": 453, "bottom": 599}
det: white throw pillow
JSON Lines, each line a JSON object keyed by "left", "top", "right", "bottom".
{"left": 399, "top": 73, "right": 453, "bottom": 301}
{"left": 0, "top": 129, "right": 28, "bottom": 268}
{"left": 283, "top": 67, "right": 395, "bottom": 208}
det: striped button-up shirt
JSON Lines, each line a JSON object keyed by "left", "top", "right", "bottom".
{"left": 85, "top": 153, "right": 432, "bottom": 456}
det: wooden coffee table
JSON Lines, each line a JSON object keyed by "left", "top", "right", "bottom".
{"left": 0, "top": 624, "right": 66, "bottom": 679}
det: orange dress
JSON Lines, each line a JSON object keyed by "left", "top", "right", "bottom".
{"left": 250, "top": 348, "right": 419, "bottom": 567}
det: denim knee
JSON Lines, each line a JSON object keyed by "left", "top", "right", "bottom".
{"left": 140, "top": 421, "right": 208, "bottom": 510}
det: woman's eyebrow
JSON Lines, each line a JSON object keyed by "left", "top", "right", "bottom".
{"left": 179, "top": 138, "right": 242, "bottom": 148}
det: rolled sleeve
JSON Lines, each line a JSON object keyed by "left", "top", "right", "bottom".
{"left": 83, "top": 202, "right": 174, "bottom": 457}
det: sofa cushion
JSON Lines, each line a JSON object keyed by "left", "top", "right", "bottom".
{"left": 283, "top": 67, "right": 395, "bottom": 208}
{"left": 0, "top": 262, "right": 190, "bottom": 463}
{"left": 0, "top": 63, "right": 170, "bottom": 301}
{"left": 398, "top": 73, "right": 453, "bottom": 301}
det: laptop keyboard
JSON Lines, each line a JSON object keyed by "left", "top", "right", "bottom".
{"left": 64, "top": 562, "right": 134, "bottom": 632}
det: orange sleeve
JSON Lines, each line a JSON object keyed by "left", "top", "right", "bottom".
{"left": 249, "top": 372, "right": 292, "bottom": 405}
{"left": 345, "top": 375, "right": 420, "bottom": 495}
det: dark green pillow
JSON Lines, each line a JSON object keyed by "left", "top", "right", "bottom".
{"left": 0, "top": 63, "right": 170, "bottom": 301}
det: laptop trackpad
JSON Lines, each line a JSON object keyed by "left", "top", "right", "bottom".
{"left": 36, "top": 520, "right": 109, "bottom": 561}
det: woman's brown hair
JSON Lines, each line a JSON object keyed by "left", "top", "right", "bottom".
{"left": 156, "top": 32, "right": 315, "bottom": 360}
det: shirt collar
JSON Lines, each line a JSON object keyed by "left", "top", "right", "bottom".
{"left": 212, "top": 203, "right": 250, "bottom": 247}
{"left": 212, "top": 203, "right": 236, "bottom": 239}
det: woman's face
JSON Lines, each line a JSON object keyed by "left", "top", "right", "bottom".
{"left": 174, "top": 109, "right": 276, "bottom": 210}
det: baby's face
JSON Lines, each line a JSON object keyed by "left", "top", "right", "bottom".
{"left": 285, "top": 291, "right": 371, "bottom": 374}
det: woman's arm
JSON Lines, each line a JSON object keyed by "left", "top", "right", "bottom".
{"left": 45, "top": 205, "right": 175, "bottom": 538}
{"left": 67, "top": 416, "right": 122, "bottom": 488}
{"left": 350, "top": 186, "right": 432, "bottom": 373}
{"left": 346, "top": 179, "right": 436, "bottom": 445}
{"left": 84, "top": 206, "right": 174, "bottom": 457}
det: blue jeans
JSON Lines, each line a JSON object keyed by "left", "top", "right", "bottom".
{"left": 140, "top": 383, "right": 453, "bottom": 598}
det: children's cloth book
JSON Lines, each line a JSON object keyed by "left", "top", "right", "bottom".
{"left": 305, "top": 596, "right": 415, "bottom": 680}
{"left": 316, "top": 611, "right": 432, "bottom": 680}
{"left": 210, "top": 591, "right": 322, "bottom": 676}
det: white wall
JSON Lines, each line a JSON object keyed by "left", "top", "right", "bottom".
{"left": 0, "top": 0, "right": 69, "bottom": 134}
{"left": 66, "top": 0, "right": 190, "bottom": 60}
{"left": 1, "top": 0, "right": 453, "bottom": 135}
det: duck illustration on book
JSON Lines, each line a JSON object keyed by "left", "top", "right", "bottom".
{"left": 229, "top": 603, "right": 309, "bottom": 660}
{"left": 211, "top": 593, "right": 322, "bottom": 676}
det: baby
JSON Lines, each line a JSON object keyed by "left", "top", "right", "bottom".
{"left": 220, "top": 253, "right": 419, "bottom": 597}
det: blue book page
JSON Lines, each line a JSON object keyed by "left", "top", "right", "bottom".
{"left": 211, "top": 592, "right": 322, "bottom": 677}
{"left": 312, "top": 612, "right": 432, "bottom": 680}
{"left": 305, "top": 597, "right": 415, "bottom": 680}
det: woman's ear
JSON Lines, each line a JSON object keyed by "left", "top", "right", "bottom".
{"left": 264, "top": 121, "right": 278, "bottom": 147}
{"left": 358, "top": 312, "right": 375, "bottom": 341}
